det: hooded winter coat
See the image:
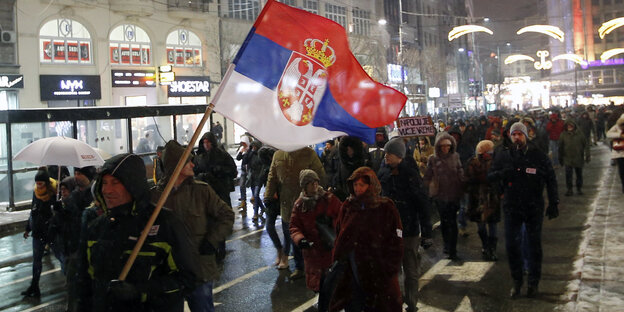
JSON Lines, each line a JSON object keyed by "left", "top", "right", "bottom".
{"left": 606, "top": 113, "right": 624, "bottom": 160}
{"left": 289, "top": 186, "right": 342, "bottom": 292}
{"left": 78, "top": 153, "right": 199, "bottom": 312}
{"left": 27, "top": 177, "right": 58, "bottom": 241}
{"left": 264, "top": 147, "right": 326, "bottom": 222}
{"left": 332, "top": 136, "right": 368, "bottom": 201}
{"left": 546, "top": 114, "right": 565, "bottom": 140}
{"left": 465, "top": 153, "right": 501, "bottom": 223}
{"left": 423, "top": 133, "right": 465, "bottom": 202}
{"left": 329, "top": 167, "right": 403, "bottom": 312}
{"left": 413, "top": 137, "right": 434, "bottom": 177}
{"left": 558, "top": 120, "right": 590, "bottom": 168}
{"left": 151, "top": 141, "right": 235, "bottom": 282}
{"left": 193, "top": 132, "right": 237, "bottom": 205}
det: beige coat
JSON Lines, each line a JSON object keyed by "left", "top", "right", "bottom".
{"left": 264, "top": 147, "right": 326, "bottom": 222}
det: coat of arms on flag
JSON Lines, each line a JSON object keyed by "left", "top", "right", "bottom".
{"left": 212, "top": 0, "right": 406, "bottom": 152}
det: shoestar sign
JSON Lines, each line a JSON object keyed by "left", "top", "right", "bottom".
{"left": 167, "top": 76, "right": 210, "bottom": 97}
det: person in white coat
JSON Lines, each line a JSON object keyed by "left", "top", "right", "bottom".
{"left": 606, "top": 113, "right": 624, "bottom": 193}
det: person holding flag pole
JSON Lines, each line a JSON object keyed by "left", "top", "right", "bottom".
{"left": 97, "top": 0, "right": 407, "bottom": 309}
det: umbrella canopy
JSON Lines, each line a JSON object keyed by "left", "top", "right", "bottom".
{"left": 13, "top": 136, "right": 105, "bottom": 168}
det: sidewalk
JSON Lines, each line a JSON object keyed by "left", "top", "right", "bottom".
{"left": 0, "top": 209, "right": 29, "bottom": 235}
{"left": 561, "top": 151, "right": 624, "bottom": 311}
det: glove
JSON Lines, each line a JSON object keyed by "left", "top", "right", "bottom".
{"left": 298, "top": 238, "right": 314, "bottom": 249}
{"left": 199, "top": 239, "right": 216, "bottom": 255}
{"left": 108, "top": 280, "right": 140, "bottom": 301}
{"left": 546, "top": 203, "right": 559, "bottom": 220}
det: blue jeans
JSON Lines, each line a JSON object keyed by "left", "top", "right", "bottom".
{"left": 252, "top": 186, "right": 265, "bottom": 216}
{"left": 264, "top": 216, "right": 303, "bottom": 270}
{"left": 32, "top": 238, "right": 65, "bottom": 286}
{"left": 186, "top": 281, "right": 214, "bottom": 312}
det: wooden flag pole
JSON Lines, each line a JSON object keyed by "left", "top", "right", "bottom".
{"left": 118, "top": 103, "right": 215, "bottom": 280}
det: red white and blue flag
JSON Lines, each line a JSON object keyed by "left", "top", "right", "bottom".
{"left": 213, "top": 0, "right": 406, "bottom": 151}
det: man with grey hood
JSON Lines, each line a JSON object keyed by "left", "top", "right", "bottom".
{"left": 152, "top": 140, "right": 234, "bottom": 312}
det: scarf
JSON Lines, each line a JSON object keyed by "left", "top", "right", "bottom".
{"left": 34, "top": 178, "right": 57, "bottom": 202}
{"left": 299, "top": 186, "right": 326, "bottom": 212}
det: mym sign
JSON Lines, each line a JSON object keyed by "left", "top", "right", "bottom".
{"left": 167, "top": 76, "right": 210, "bottom": 97}
{"left": 40, "top": 75, "right": 101, "bottom": 101}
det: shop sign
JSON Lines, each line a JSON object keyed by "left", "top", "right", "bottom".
{"left": 168, "top": 76, "right": 210, "bottom": 97}
{"left": 0, "top": 74, "right": 24, "bottom": 89}
{"left": 111, "top": 70, "right": 156, "bottom": 87}
{"left": 40, "top": 75, "right": 101, "bottom": 100}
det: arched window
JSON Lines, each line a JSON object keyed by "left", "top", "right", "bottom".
{"left": 166, "top": 29, "right": 202, "bottom": 67}
{"left": 39, "top": 19, "right": 92, "bottom": 64}
{"left": 109, "top": 24, "right": 152, "bottom": 66}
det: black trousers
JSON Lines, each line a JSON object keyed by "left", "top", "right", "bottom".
{"left": 565, "top": 166, "right": 583, "bottom": 190}
{"left": 505, "top": 209, "right": 543, "bottom": 287}
{"left": 435, "top": 200, "right": 459, "bottom": 256}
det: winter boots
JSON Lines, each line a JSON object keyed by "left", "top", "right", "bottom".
{"left": 21, "top": 284, "right": 40, "bottom": 297}
{"left": 238, "top": 201, "right": 247, "bottom": 216}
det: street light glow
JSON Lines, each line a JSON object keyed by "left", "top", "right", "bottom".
{"left": 504, "top": 54, "right": 535, "bottom": 65}
{"left": 552, "top": 54, "right": 587, "bottom": 66}
{"left": 517, "top": 25, "right": 564, "bottom": 42}
{"left": 448, "top": 25, "right": 494, "bottom": 41}
{"left": 458, "top": 48, "right": 465, "bottom": 52}
{"left": 598, "top": 17, "right": 624, "bottom": 39}
{"left": 483, "top": 17, "right": 490, "bottom": 22}
{"left": 378, "top": 19, "right": 387, "bottom": 25}
{"left": 600, "top": 48, "right": 624, "bottom": 61}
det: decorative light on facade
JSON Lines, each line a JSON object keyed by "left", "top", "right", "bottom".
{"left": 598, "top": 17, "right": 624, "bottom": 39}
{"left": 552, "top": 54, "right": 587, "bottom": 66}
{"left": 600, "top": 48, "right": 624, "bottom": 61}
{"left": 448, "top": 25, "right": 494, "bottom": 41}
{"left": 517, "top": 25, "right": 564, "bottom": 42}
{"left": 534, "top": 50, "right": 553, "bottom": 70}
{"left": 504, "top": 54, "right": 535, "bottom": 65}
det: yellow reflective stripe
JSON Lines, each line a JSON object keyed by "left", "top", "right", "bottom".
{"left": 141, "top": 293, "right": 147, "bottom": 303}
{"left": 123, "top": 250, "right": 157, "bottom": 257}
{"left": 164, "top": 289, "right": 180, "bottom": 294}
{"left": 149, "top": 242, "right": 178, "bottom": 271}
{"left": 87, "top": 240, "right": 96, "bottom": 278}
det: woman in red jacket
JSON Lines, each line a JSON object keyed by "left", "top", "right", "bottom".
{"left": 290, "top": 169, "right": 342, "bottom": 289}
{"left": 329, "top": 167, "right": 403, "bottom": 312}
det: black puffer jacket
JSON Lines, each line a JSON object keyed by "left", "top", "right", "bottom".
{"left": 78, "top": 154, "right": 199, "bottom": 312}
{"left": 378, "top": 157, "right": 429, "bottom": 237}
{"left": 193, "top": 132, "right": 237, "bottom": 206}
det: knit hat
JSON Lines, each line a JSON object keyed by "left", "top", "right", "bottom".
{"left": 75, "top": 166, "right": 96, "bottom": 181}
{"left": 60, "top": 176, "right": 77, "bottom": 192}
{"left": 162, "top": 140, "right": 192, "bottom": 176}
{"left": 35, "top": 169, "right": 49, "bottom": 182}
{"left": 509, "top": 122, "right": 528, "bottom": 138}
{"left": 299, "top": 169, "right": 320, "bottom": 188}
{"left": 476, "top": 140, "right": 494, "bottom": 155}
{"left": 491, "top": 129, "right": 501, "bottom": 137}
{"left": 384, "top": 138, "right": 406, "bottom": 158}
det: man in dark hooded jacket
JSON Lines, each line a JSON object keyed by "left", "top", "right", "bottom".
{"left": 377, "top": 138, "right": 431, "bottom": 312}
{"left": 559, "top": 120, "right": 590, "bottom": 196}
{"left": 193, "top": 132, "right": 237, "bottom": 206}
{"left": 331, "top": 136, "right": 368, "bottom": 201}
{"left": 77, "top": 153, "right": 199, "bottom": 312}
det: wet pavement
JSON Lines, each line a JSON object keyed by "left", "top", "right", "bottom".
{"left": 0, "top": 142, "right": 621, "bottom": 311}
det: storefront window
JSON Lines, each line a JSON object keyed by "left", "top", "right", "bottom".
{"left": 175, "top": 114, "right": 210, "bottom": 146}
{"left": 39, "top": 19, "right": 92, "bottom": 64}
{"left": 132, "top": 116, "right": 173, "bottom": 160}
{"left": 109, "top": 24, "right": 152, "bottom": 66}
{"left": 0, "top": 90, "right": 18, "bottom": 110}
{"left": 166, "top": 29, "right": 202, "bottom": 67}
{"left": 77, "top": 119, "right": 128, "bottom": 159}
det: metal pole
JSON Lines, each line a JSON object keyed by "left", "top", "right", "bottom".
{"left": 6, "top": 123, "right": 15, "bottom": 211}
{"left": 399, "top": 0, "right": 405, "bottom": 105}
{"left": 126, "top": 118, "right": 133, "bottom": 153}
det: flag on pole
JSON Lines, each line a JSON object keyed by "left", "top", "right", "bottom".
{"left": 213, "top": 0, "right": 407, "bottom": 152}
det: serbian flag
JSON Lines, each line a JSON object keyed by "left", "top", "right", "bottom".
{"left": 213, "top": 0, "right": 406, "bottom": 152}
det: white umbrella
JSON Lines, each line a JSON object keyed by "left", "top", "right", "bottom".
{"left": 93, "top": 147, "right": 112, "bottom": 160}
{"left": 13, "top": 136, "right": 105, "bottom": 168}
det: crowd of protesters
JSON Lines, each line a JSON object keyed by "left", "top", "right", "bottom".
{"left": 20, "top": 101, "right": 624, "bottom": 311}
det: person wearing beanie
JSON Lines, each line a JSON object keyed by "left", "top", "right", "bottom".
{"left": 78, "top": 153, "right": 200, "bottom": 312}
{"left": 151, "top": 140, "right": 234, "bottom": 311}
{"left": 379, "top": 137, "right": 432, "bottom": 311}
{"left": 289, "top": 169, "right": 342, "bottom": 287}
{"left": 21, "top": 168, "right": 60, "bottom": 298}
{"left": 488, "top": 122, "right": 559, "bottom": 299}
{"left": 466, "top": 140, "right": 501, "bottom": 261}
{"left": 424, "top": 132, "right": 464, "bottom": 261}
